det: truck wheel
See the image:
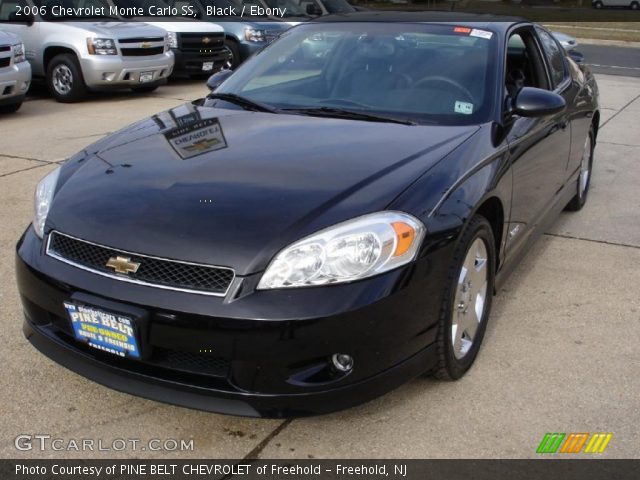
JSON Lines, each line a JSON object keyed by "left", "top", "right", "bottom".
{"left": 0, "top": 102, "right": 22, "bottom": 114}
{"left": 46, "top": 54, "right": 87, "bottom": 103}
{"left": 224, "top": 39, "right": 241, "bottom": 69}
{"left": 131, "top": 85, "right": 159, "bottom": 94}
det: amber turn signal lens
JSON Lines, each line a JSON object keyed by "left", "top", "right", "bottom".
{"left": 392, "top": 222, "right": 416, "bottom": 257}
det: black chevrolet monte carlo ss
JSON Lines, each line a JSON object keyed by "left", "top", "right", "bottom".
{"left": 16, "top": 13, "right": 599, "bottom": 418}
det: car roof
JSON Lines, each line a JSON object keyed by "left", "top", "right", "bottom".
{"left": 310, "top": 11, "right": 528, "bottom": 33}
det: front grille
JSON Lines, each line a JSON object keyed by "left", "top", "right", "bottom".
{"left": 0, "top": 45, "right": 10, "bottom": 52}
{"left": 47, "top": 232, "right": 234, "bottom": 296}
{"left": 119, "top": 37, "right": 165, "bottom": 44}
{"left": 179, "top": 33, "right": 225, "bottom": 52}
{"left": 121, "top": 47, "right": 165, "bottom": 57}
{"left": 0, "top": 57, "right": 9, "bottom": 68}
{"left": 152, "top": 347, "right": 230, "bottom": 377}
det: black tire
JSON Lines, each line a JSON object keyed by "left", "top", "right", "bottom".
{"left": 224, "top": 39, "right": 241, "bottom": 70}
{"left": 0, "top": 102, "right": 22, "bottom": 114}
{"left": 433, "top": 215, "right": 496, "bottom": 380}
{"left": 593, "top": 0, "right": 603, "bottom": 8}
{"left": 565, "top": 126, "right": 595, "bottom": 212}
{"left": 46, "top": 53, "right": 87, "bottom": 103}
{"left": 131, "top": 85, "right": 159, "bottom": 94}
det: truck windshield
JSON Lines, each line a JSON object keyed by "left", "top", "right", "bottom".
{"left": 215, "top": 23, "right": 498, "bottom": 126}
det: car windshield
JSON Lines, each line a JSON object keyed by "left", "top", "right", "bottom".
{"left": 215, "top": 23, "right": 497, "bottom": 126}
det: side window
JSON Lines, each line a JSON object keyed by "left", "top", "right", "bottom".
{"left": 0, "top": 0, "right": 26, "bottom": 21}
{"left": 536, "top": 28, "right": 566, "bottom": 89}
{"left": 505, "top": 30, "right": 549, "bottom": 99}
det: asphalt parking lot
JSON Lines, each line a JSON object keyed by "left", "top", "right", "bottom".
{"left": 0, "top": 74, "right": 638, "bottom": 459}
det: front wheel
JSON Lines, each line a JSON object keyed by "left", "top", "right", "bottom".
{"left": 223, "top": 40, "right": 241, "bottom": 70}
{"left": 565, "top": 127, "right": 594, "bottom": 212}
{"left": 433, "top": 215, "right": 496, "bottom": 380}
{"left": 46, "top": 54, "right": 87, "bottom": 103}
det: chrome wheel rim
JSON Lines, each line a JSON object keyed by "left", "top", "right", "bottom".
{"left": 53, "top": 65, "right": 73, "bottom": 95}
{"left": 579, "top": 136, "right": 592, "bottom": 198}
{"left": 223, "top": 45, "right": 234, "bottom": 70}
{"left": 452, "top": 237, "right": 489, "bottom": 360}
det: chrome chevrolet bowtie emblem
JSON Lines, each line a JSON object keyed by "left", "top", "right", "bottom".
{"left": 106, "top": 256, "right": 140, "bottom": 275}
{"left": 202, "top": 37, "right": 211, "bottom": 44}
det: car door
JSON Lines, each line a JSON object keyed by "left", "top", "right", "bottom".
{"left": 504, "top": 27, "right": 571, "bottom": 260}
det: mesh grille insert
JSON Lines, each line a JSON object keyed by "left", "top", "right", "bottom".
{"left": 47, "top": 232, "right": 234, "bottom": 295}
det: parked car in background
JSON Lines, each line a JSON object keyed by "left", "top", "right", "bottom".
{"left": 593, "top": 0, "right": 639, "bottom": 8}
{"left": 175, "top": 0, "right": 292, "bottom": 69}
{"left": 552, "top": 31, "right": 578, "bottom": 51}
{"left": 0, "top": 0, "right": 174, "bottom": 102}
{"left": 16, "top": 14, "right": 600, "bottom": 417}
{"left": 0, "top": 29, "right": 30, "bottom": 113}
{"left": 302, "top": 0, "right": 356, "bottom": 16}
{"left": 109, "top": 0, "right": 229, "bottom": 77}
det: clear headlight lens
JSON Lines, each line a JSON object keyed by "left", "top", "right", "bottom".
{"left": 86, "top": 38, "right": 117, "bottom": 55}
{"left": 12, "top": 43, "right": 26, "bottom": 63}
{"left": 258, "top": 212, "right": 425, "bottom": 290}
{"left": 245, "top": 28, "right": 266, "bottom": 43}
{"left": 166, "top": 31, "right": 178, "bottom": 49}
{"left": 33, "top": 167, "right": 61, "bottom": 239}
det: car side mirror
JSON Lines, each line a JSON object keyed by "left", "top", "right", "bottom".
{"left": 306, "top": 3, "right": 322, "bottom": 15}
{"left": 512, "top": 87, "right": 566, "bottom": 118}
{"left": 206, "top": 69, "right": 234, "bottom": 92}
{"left": 568, "top": 50, "right": 584, "bottom": 64}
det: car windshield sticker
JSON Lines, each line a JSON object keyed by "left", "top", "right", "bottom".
{"left": 453, "top": 27, "right": 472, "bottom": 34}
{"left": 455, "top": 101, "right": 474, "bottom": 115}
{"left": 165, "top": 118, "right": 228, "bottom": 160}
{"left": 470, "top": 29, "right": 493, "bottom": 40}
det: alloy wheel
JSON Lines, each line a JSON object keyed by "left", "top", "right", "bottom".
{"left": 52, "top": 65, "right": 73, "bottom": 95}
{"left": 579, "top": 135, "right": 592, "bottom": 199}
{"left": 451, "top": 237, "right": 489, "bottom": 359}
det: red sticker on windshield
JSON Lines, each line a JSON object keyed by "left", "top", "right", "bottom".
{"left": 453, "top": 27, "right": 472, "bottom": 34}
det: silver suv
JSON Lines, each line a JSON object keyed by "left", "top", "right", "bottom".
{"left": 0, "top": 0, "right": 174, "bottom": 102}
{"left": 0, "top": 29, "right": 30, "bottom": 113}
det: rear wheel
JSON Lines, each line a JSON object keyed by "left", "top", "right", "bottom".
{"left": 46, "top": 54, "right": 87, "bottom": 103}
{"left": 565, "top": 127, "right": 594, "bottom": 212}
{"left": 0, "top": 102, "right": 22, "bottom": 114}
{"left": 433, "top": 215, "right": 495, "bottom": 380}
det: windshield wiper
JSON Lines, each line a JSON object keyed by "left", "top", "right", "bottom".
{"left": 208, "top": 93, "right": 277, "bottom": 113}
{"left": 282, "top": 107, "right": 416, "bottom": 125}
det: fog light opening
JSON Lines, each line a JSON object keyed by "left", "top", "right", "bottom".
{"left": 331, "top": 353, "right": 354, "bottom": 373}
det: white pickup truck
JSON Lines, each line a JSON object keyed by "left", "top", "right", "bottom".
{"left": 0, "top": 29, "right": 31, "bottom": 113}
{"left": 0, "top": 0, "right": 174, "bottom": 102}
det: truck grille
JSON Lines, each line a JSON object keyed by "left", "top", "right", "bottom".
{"left": 118, "top": 37, "right": 165, "bottom": 56}
{"left": 0, "top": 45, "right": 10, "bottom": 68}
{"left": 179, "top": 33, "right": 225, "bottom": 52}
{"left": 0, "top": 57, "right": 9, "bottom": 68}
{"left": 47, "top": 232, "right": 235, "bottom": 296}
{"left": 121, "top": 47, "right": 165, "bottom": 57}
{"left": 119, "top": 37, "right": 164, "bottom": 44}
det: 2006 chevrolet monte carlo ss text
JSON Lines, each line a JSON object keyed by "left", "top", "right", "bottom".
{"left": 15, "top": 13, "right": 599, "bottom": 418}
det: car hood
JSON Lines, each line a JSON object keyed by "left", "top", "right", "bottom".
{"left": 48, "top": 105, "right": 478, "bottom": 276}
{"left": 65, "top": 21, "right": 166, "bottom": 38}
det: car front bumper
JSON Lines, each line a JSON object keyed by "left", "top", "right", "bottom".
{"left": 16, "top": 227, "right": 447, "bottom": 417}
{"left": 78, "top": 52, "right": 174, "bottom": 89}
{"left": 0, "top": 60, "right": 31, "bottom": 106}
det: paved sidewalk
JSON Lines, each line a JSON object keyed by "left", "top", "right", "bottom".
{"left": 0, "top": 75, "right": 638, "bottom": 459}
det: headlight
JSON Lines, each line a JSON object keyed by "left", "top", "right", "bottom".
{"left": 166, "top": 32, "right": 178, "bottom": 49}
{"left": 86, "top": 38, "right": 117, "bottom": 55}
{"left": 12, "top": 43, "right": 26, "bottom": 63}
{"left": 258, "top": 212, "right": 425, "bottom": 290}
{"left": 245, "top": 28, "right": 266, "bottom": 43}
{"left": 33, "top": 167, "right": 61, "bottom": 239}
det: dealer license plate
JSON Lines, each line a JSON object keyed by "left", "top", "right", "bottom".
{"left": 202, "top": 62, "right": 214, "bottom": 72}
{"left": 64, "top": 302, "right": 141, "bottom": 359}
{"left": 139, "top": 71, "right": 154, "bottom": 83}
